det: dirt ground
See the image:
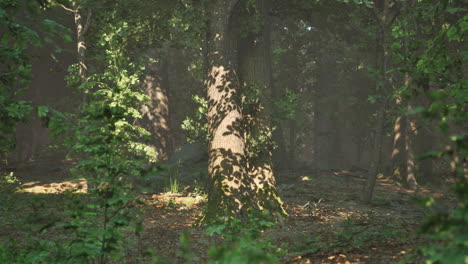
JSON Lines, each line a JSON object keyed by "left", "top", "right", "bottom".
{"left": 0, "top": 158, "right": 457, "bottom": 263}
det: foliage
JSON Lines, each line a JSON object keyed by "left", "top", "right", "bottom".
{"left": 0, "top": 0, "right": 71, "bottom": 161}
{"left": 0, "top": 171, "right": 20, "bottom": 192}
{"left": 389, "top": 0, "right": 467, "bottom": 262}
{"left": 0, "top": 172, "right": 21, "bottom": 211}
{"left": 205, "top": 212, "right": 280, "bottom": 264}
{"left": 2, "top": 0, "right": 467, "bottom": 262}
{"left": 0, "top": 238, "right": 64, "bottom": 264}
{"left": 0, "top": 0, "right": 38, "bottom": 159}
{"left": 181, "top": 95, "right": 209, "bottom": 144}
{"left": 241, "top": 81, "right": 278, "bottom": 161}
{"left": 272, "top": 88, "right": 299, "bottom": 122}
{"left": 60, "top": 19, "right": 155, "bottom": 262}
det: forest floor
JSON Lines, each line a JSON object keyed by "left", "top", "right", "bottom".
{"left": 0, "top": 157, "right": 457, "bottom": 263}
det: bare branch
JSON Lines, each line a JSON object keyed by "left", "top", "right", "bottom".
{"left": 59, "top": 4, "right": 76, "bottom": 13}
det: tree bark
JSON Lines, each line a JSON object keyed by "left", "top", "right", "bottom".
{"left": 238, "top": 0, "right": 286, "bottom": 217}
{"left": 405, "top": 88, "right": 418, "bottom": 190}
{"left": 204, "top": 0, "right": 258, "bottom": 220}
{"left": 204, "top": 0, "right": 287, "bottom": 221}
{"left": 391, "top": 96, "right": 407, "bottom": 182}
{"left": 401, "top": 6, "right": 419, "bottom": 190}
{"left": 362, "top": 106, "right": 386, "bottom": 203}
{"left": 71, "top": 1, "right": 91, "bottom": 83}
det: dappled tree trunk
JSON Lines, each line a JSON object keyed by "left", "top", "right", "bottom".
{"left": 204, "top": 0, "right": 286, "bottom": 221}
{"left": 139, "top": 49, "right": 172, "bottom": 160}
{"left": 390, "top": 83, "right": 418, "bottom": 191}
{"left": 238, "top": 0, "right": 286, "bottom": 216}
{"left": 204, "top": 0, "right": 259, "bottom": 220}
{"left": 391, "top": 97, "right": 407, "bottom": 182}
{"left": 60, "top": 1, "right": 91, "bottom": 104}
{"left": 405, "top": 99, "right": 418, "bottom": 190}
{"left": 70, "top": 1, "right": 91, "bottom": 83}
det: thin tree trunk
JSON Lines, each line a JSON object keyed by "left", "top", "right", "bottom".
{"left": 401, "top": 6, "right": 419, "bottom": 190}
{"left": 61, "top": 1, "right": 91, "bottom": 104}
{"left": 362, "top": 105, "right": 386, "bottom": 203}
{"left": 71, "top": 1, "right": 91, "bottom": 82}
{"left": 391, "top": 96, "right": 407, "bottom": 182}
{"left": 362, "top": 0, "right": 394, "bottom": 203}
{"left": 405, "top": 90, "right": 418, "bottom": 190}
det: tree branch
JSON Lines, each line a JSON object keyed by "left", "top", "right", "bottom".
{"left": 59, "top": 4, "right": 76, "bottom": 13}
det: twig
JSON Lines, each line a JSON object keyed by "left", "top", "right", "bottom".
{"left": 59, "top": 4, "right": 76, "bottom": 13}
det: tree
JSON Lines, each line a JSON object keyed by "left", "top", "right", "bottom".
{"left": 58, "top": 0, "right": 92, "bottom": 89}
{"left": 395, "top": 0, "right": 467, "bottom": 261}
{"left": 139, "top": 48, "right": 172, "bottom": 160}
{"left": 205, "top": 0, "right": 254, "bottom": 220}
{"left": 204, "top": 0, "right": 285, "bottom": 221}
{"left": 238, "top": 0, "right": 286, "bottom": 218}
{"left": 361, "top": 0, "right": 399, "bottom": 203}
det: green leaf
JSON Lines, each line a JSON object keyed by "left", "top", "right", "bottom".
{"left": 428, "top": 90, "right": 449, "bottom": 101}
{"left": 406, "top": 106, "right": 425, "bottom": 116}
{"left": 450, "top": 135, "right": 465, "bottom": 142}
{"left": 418, "top": 151, "right": 444, "bottom": 159}
{"left": 447, "top": 26, "right": 460, "bottom": 41}
{"left": 206, "top": 224, "right": 226, "bottom": 236}
{"left": 63, "top": 34, "right": 72, "bottom": 43}
{"left": 37, "top": 105, "right": 49, "bottom": 117}
{"left": 446, "top": 7, "right": 467, "bottom": 14}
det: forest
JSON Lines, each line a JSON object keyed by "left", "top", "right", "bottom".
{"left": 0, "top": 0, "right": 466, "bottom": 263}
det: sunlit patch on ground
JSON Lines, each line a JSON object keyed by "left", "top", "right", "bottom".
{"left": 21, "top": 178, "right": 87, "bottom": 193}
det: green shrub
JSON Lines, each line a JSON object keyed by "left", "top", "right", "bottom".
{"left": 205, "top": 212, "right": 280, "bottom": 264}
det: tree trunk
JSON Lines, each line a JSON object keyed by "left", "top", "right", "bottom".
{"left": 140, "top": 49, "right": 172, "bottom": 160}
{"left": 401, "top": 7, "right": 419, "bottom": 190}
{"left": 362, "top": 105, "right": 386, "bottom": 203}
{"left": 362, "top": 0, "right": 394, "bottom": 203}
{"left": 391, "top": 97, "right": 407, "bottom": 182}
{"left": 405, "top": 96, "right": 418, "bottom": 190}
{"left": 204, "top": 0, "right": 258, "bottom": 220}
{"left": 71, "top": 1, "right": 91, "bottom": 83}
{"left": 238, "top": 0, "right": 286, "bottom": 217}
